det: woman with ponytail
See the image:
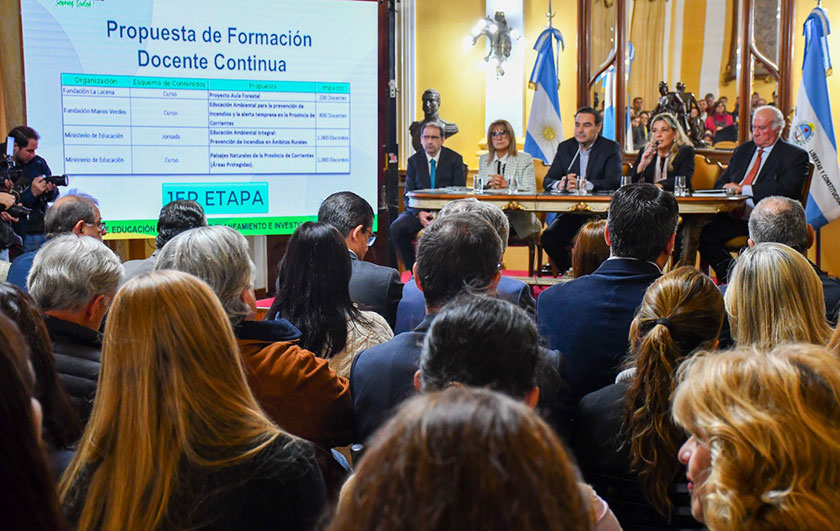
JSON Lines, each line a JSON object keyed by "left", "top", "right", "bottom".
{"left": 572, "top": 267, "right": 724, "bottom": 530}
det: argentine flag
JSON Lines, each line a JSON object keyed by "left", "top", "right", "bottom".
{"left": 524, "top": 28, "right": 564, "bottom": 163}
{"left": 599, "top": 66, "right": 616, "bottom": 141}
{"left": 789, "top": 7, "right": 840, "bottom": 229}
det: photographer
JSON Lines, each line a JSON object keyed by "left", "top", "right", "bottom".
{"left": 1, "top": 126, "right": 58, "bottom": 253}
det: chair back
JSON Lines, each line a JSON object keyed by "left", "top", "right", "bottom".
{"left": 692, "top": 153, "right": 723, "bottom": 190}
{"left": 801, "top": 162, "right": 815, "bottom": 208}
{"left": 534, "top": 159, "right": 550, "bottom": 192}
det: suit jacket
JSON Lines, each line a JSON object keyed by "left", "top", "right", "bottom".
{"left": 349, "top": 251, "right": 403, "bottom": 330}
{"left": 537, "top": 258, "right": 661, "bottom": 401}
{"left": 350, "top": 314, "right": 436, "bottom": 443}
{"left": 544, "top": 135, "right": 622, "bottom": 192}
{"left": 7, "top": 250, "right": 36, "bottom": 293}
{"left": 478, "top": 151, "right": 542, "bottom": 238}
{"left": 405, "top": 147, "right": 466, "bottom": 214}
{"left": 121, "top": 250, "right": 158, "bottom": 286}
{"left": 393, "top": 275, "right": 536, "bottom": 335}
{"left": 631, "top": 145, "right": 695, "bottom": 191}
{"left": 715, "top": 139, "right": 809, "bottom": 203}
{"left": 815, "top": 262, "right": 840, "bottom": 326}
{"left": 350, "top": 312, "right": 573, "bottom": 444}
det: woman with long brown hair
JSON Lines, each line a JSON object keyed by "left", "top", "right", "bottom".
{"left": 0, "top": 282, "right": 81, "bottom": 476}
{"left": 331, "top": 387, "right": 591, "bottom": 531}
{"left": 631, "top": 112, "right": 695, "bottom": 191}
{"left": 0, "top": 313, "right": 67, "bottom": 530}
{"left": 573, "top": 266, "right": 724, "bottom": 529}
{"left": 59, "top": 271, "right": 326, "bottom": 530}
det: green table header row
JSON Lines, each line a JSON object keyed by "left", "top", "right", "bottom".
{"left": 60, "top": 74, "right": 349, "bottom": 94}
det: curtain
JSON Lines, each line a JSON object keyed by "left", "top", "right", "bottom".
{"left": 627, "top": 0, "right": 666, "bottom": 113}
{"left": 0, "top": 0, "right": 26, "bottom": 135}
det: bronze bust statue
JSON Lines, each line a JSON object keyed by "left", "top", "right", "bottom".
{"left": 652, "top": 81, "right": 707, "bottom": 147}
{"left": 409, "top": 89, "right": 459, "bottom": 152}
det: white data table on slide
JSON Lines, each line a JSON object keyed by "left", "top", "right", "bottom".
{"left": 60, "top": 75, "right": 351, "bottom": 175}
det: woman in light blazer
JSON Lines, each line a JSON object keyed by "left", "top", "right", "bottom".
{"left": 477, "top": 119, "right": 542, "bottom": 238}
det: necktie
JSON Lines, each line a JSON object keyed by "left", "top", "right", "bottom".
{"left": 741, "top": 149, "right": 764, "bottom": 186}
{"left": 430, "top": 159, "right": 437, "bottom": 189}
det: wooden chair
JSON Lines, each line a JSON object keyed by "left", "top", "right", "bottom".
{"left": 692, "top": 154, "right": 724, "bottom": 190}
{"left": 712, "top": 140, "right": 738, "bottom": 150}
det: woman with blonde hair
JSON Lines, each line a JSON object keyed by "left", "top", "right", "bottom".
{"left": 59, "top": 270, "right": 326, "bottom": 530}
{"left": 673, "top": 344, "right": 840, "bottom": 530}
{"left": 331, "top": 387, "right": 592, "bottom": 531}
{"left": 574, "top": 267, "right": 724, "bottom": 529}
{"left": 631, "top": 112, "right": 695, "bottom": 191}
{"left": 725, "top": 242, "right": 831, "bottom": 349}
{"left": 477, "top": 119, "right": 541, "bottom": 238}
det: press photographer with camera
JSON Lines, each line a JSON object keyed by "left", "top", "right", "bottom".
{"left": 1, "top": 126, "right": 59, "bottom": 254}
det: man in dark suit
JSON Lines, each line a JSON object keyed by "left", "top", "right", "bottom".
{"left": 541, "top": 107, "right": 623, "bottom": 271}
{"left": 393, "top": 198, "right": 534, "bottom": 334}
{"left": 747, "top": 195, "right": 840, "bottom": 325}
{"left": 351, "top": 213, "right": 502, "bottom": 443}
{"left": 699, "top": 105, "right": 810, "bottom": 282}
{"left": 389, "top": 121, "right": 466, "bottom": 268}
{"left": 318, "top": 191, "right": 403, "bottom": 329}
{"left": 537, "top": 183, "right": 678, "bottom": 401}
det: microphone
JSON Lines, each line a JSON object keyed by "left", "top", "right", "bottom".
{"left": 566, "top": 145, "right": 581, "bottom": 173}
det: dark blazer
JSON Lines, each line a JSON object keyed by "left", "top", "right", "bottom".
{"left": 815, "top": 262, "right": 840, "bottom": 326}
{"left": 393, "top": 275, "right": 536, "bottom": 335}
{"left": 349, "top": 251, "right": 403, "bottom": 330}
{"left": 350, "top": 314, "right": 435, "bottom": 443}
{"left": 715, "top": 139, "right": 809, "bottom": 203}
{"left": 45, "top": 315, "right": 102, "bottom": 424}
{"left": 404, "top": 147, "right": 466, "bottom": 214}
{"left": 544, "top": 135, "right": 622, "bottom": 192}
{"left": 631, "top": 145, "right": 695, "bottom": 191}
{"left": 573, "top": 381, "right": 703, "bottom": 530}
{"left": 536, "top": 259, "right": 661, "bottom": 401}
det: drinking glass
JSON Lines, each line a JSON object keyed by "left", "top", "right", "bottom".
{"left": 576, "top": 176, "right": 587, "bottom": 195}
{"left": 472, "top": 174, "right": 483, "bottom": 193}
{"left": 620, "top": 175, "right": 632, "bottom": 187}
{"left": 675, "top": 175, "right": 687, "bottom": 197}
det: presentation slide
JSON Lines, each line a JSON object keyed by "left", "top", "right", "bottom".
{"left": 20, "top": 0, "right": 378, "bottom": 237}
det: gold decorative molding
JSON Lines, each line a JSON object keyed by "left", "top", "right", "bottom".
{"left": 571, "top": 202, "right": 593, "bottom": 212}
{"left": 504, "top": 201, "right": 525, "bottom": 211}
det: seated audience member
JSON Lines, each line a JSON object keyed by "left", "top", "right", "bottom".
{"left": 0, "top": 282, "right": 81, "bottom": 477}
{"left": 330, "top": 388, "right": 593, "bottom": 531}
{"left": 631, "top": 112, "right": 695, "bottom": 191}
{"left": 419, "top": 294, "right": 574, "bottom": 437}
{"left": 266, "top": 222, "right": 392, "bottom": 378}
{"left": 7, "top": 193, "right": 105, "bottom": 292}
{"left": 155, "top": 225, "right": 352, "bottom": 448}
{"left": 351, "top": 214, "right": 503, "bottom": 443}
{"left": 574, "top": 267, "right": 724, "bottom": 530}
{"left": 121, "top": 199, "right": 206, "bottom": 284}
{"left": 699, "top": 105, "right": 809, "bottom": 282}
{"left": 541, "top": 107, "right": 622, "bottom": 272}
{"left": 704, "top": 100, "right": 733, "bottom": 132}
{"left": 394, "top": 198, "right": 535, "bottom": 334}
{"left": 725, "top": 242, "right": 831, "bottom": 350}
{"left": 477, "top": 119, "right": 541, "bottom": 238}
{"left": 59, "top": 271, "right": 326, "bottom": 530}
{"left": 538, "top": 183, "right": 678, "bottom": 400}
{"left": 571, "top": 219, "right": 609, "bottom": 278}
{"left": 631, "top": 96, "right": 644, "bottom": 115}
{"left": 27, "top": 235, "right": 123, "bottom": 423}
{"left": 390, "top": 121, "right": 466, "bottom": 268}
{"left": 631, "top": 114, "right": 647, "bottom": 150}
{"left": 673, "top": 344, "right": 840, "bottom": 530}
{"left": 746, "top": 196, "right": 840, "bottom": 324}
{"left": 0, "top": 313, "right": 67, "bottom": 531}
{"left": 318, "top": 191, "right": 402, "bottom": 328}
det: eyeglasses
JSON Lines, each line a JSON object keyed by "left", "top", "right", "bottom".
{"left": 363, "top": 227, "right": 376, "bottom": 246}
{"left": 490, "top": 131, "right": 509, "bottom": 138}
{"left": 86, "top": 220, "right": 107, "bottom": 234}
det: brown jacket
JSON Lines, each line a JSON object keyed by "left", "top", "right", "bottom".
{"left": 236, "top": 320, "right": 353, "bottom": 448}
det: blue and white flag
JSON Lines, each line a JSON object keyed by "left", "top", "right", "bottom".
{"left": 524, "top": 27, "right": 564, "bottom": 163}
{"left": 598, "top": 66, "right": 616, "bottom": 141}
{"left": 789, "top": 7, "right": 840, "bottom": 229}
